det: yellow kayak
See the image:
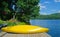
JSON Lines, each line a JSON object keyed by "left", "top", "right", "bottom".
{"left": 1, "top": 25, "right": 49, "bottom": 34}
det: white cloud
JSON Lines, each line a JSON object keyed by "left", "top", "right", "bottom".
{"left": 40, "top": 12, "right": 48, "bottom": 15}
{"left": 38, "top": 3, "right": 46, "bottom": 10}
{"left": 54, "top": 0, "right": 60, "bottom": 2}
{"left": 58, "top": 10, "right": 60, "bottom": 13}
{"left": 40, "top": 5, "right": 46, "bottom": 9}
{"left": 38, "top": 1, "right": 49, "bottom": 10}
{"left": 51, "top": 10, "right": 60, "bottom": 13}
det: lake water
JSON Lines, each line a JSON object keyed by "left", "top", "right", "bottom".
{"left": 30, "top": 20, "right": 60, "bottom": 37}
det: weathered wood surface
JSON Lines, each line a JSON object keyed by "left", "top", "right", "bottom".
{"left": 0, "top": 32, "right": 51, "bottom": 37}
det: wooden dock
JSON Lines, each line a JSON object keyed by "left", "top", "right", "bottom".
{"left": 0, "top": 32, "right": 51, "bottom": 37}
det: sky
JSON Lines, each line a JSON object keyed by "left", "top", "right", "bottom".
{"left": 40, "top": 0, "right": 60, "bottom": 15}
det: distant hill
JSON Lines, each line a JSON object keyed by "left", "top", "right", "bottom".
{"left": 39, "top": 13, "right": 60, "bottom": 19}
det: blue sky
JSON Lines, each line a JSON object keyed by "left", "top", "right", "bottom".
{"left": 40, "top": 0, "right": 60, "bottom": 15}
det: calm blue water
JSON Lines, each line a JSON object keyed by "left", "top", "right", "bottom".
{"left": 30, "top": 20, "right": 60, "bottom": 37}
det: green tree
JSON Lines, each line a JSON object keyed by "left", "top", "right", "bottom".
{"left": 0, "top": 0, "right": 40, "bottom": 24}
{"left": 16, "top": 0, "right": 40, "bottom": 24}
{"left": 0, "top": 0, "right": 13, "bottom": 20}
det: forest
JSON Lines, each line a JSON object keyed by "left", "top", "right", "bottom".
{"left": 39, "top": 13, "right": 60, "bottom": 19}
